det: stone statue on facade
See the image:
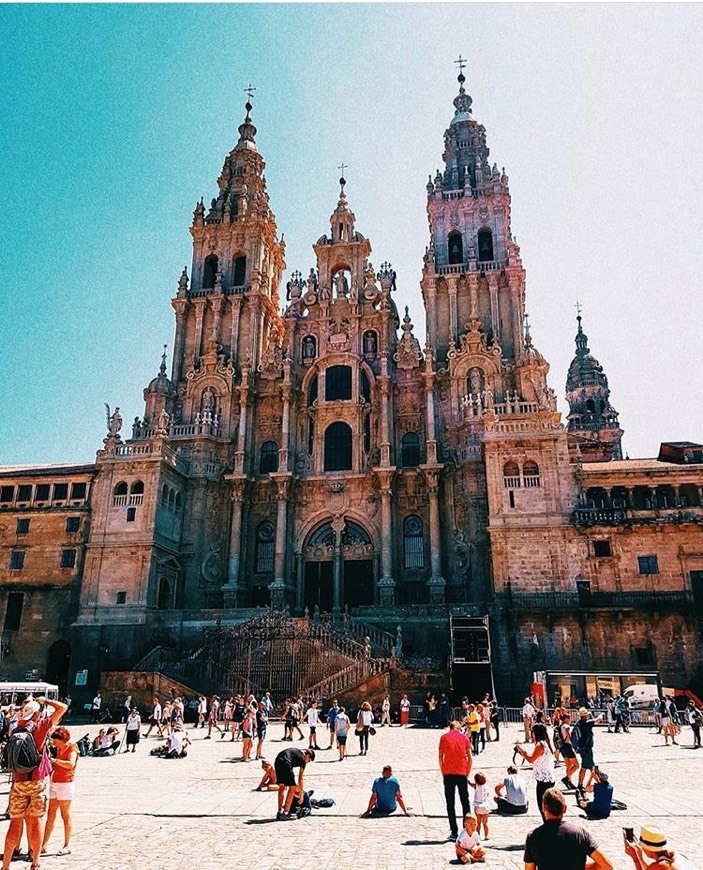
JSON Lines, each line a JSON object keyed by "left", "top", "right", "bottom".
{"left": 395, "top": 624, "right": 403, "bottom": 659}
{"left": 105, "top": 404, "right": 123, "bottom": 437}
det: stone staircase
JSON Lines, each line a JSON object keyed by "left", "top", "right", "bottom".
{"left": 132, "top": 611, "right": 396, "bottom": 702}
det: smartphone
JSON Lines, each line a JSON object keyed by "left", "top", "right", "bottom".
{"left": 623, "top": 827, "right": 635, "bottom": 843}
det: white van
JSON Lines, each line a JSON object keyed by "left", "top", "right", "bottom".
{"left": 0, "top": 682, "right": 60, "bottom": 707}
{"left": 623, "top": 683, "right": 660, "bottom": 709}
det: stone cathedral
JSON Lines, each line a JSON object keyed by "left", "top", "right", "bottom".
{"left": 2, "top": 70, "right": 702, "bottom": 703}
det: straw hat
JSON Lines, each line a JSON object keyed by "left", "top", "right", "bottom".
{"left": 639, "top": 826, "right": 668, "bottom": 852}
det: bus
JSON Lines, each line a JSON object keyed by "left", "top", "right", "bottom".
{"left": 0, "top": 681, "right": 60, "bottom": 707}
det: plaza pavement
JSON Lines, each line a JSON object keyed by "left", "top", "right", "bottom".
{"left": 1, "top": 719, "right": 701, "bottom": 869}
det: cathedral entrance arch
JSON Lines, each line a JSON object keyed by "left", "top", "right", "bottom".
{"left": 45, "top": 639, "right": 71, "bottom": 694}
{"left": 302, "top": 519, "right": 375, "bottom": 613}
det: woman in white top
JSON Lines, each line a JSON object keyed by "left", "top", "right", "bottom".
{"left": 515, "top": 722, "right": 555, "bottom": 822}
{"left": 356, "top": 701, "right": 374, "bottom": 755}
{"left": 124, "top": 708, "right": 141, "bottom": 753}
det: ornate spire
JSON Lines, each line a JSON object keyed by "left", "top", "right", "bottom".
{"left": 566, "top": 307, "right": 623, "bottom": 460}
{"left": 452, "top": 54, "right": 473, "bottom": 123}
{"left": 234, "top": 85, "right": 258, "bottom": 152}
{"left": 159, "top": 344, "right": 167, "bottom": 376}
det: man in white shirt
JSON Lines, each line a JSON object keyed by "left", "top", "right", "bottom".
{"left": 90, "top": 692, "right": 102, "bottom": 723}
{"left": 306, "top": 702, "right": 321, "bottom": 750}
{"left": 334, "top": 706, "right": 351, "bottom": 761}
{"left": 144, "top": 697, "right": 162, "bottom": 738}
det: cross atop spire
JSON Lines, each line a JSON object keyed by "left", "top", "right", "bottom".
{"left": 454, "top": 55, "right": 467, "bottom": 73}
{"left": 244, "top": 83, "right": 256, "bottom": 101}
{"left": 338, "top": 162, "right": 347, "bottom": 191}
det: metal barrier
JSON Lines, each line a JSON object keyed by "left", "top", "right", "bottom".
{"left": 409, "top": 705, "right": 667, "bottom": 728}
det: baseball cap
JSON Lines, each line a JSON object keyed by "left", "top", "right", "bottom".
{"left": 19, "top": 700, "right": 41, "bottom": 719}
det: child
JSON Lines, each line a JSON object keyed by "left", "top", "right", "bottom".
{"left": 469, "top": 772, "right": 490, "bottom": 839}
{"left": 255, "top": 760, "right": 278, "bottom": 791}
{"left": 241, "top": 709, "right": 256, "bottom": 761}
{"left": 455, "top": 812, "right": 486, "bottom": 864}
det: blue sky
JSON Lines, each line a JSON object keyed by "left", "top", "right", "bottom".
{"left": 1, "top": 3, "right": 702, "bottom": 464}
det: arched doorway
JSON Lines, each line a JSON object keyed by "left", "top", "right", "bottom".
{"left": 45, "top": 640, "right": 71, "bottom": 694}
{"left": 303, "top": 519, "right": 375, "bottom": 613}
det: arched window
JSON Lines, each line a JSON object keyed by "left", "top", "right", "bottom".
{"left": 403, "top": 515, "right": 425, "bottom": 569}
{"left": 360, "top": 369, "right": 371, "bottom": 403}
{"left": 307, "top": 415, "right": 315, "bottom": 455}
{"left": 167, "top": 488, "right": 175, "bottom": 510}
{"left": 363, "top": 330, "right": 378, "bottom": 355}
{"left": 325, "top": 365, "right": 352, "bottom": 401}
{"left": 302, "top": 335, "right": 317, "bottom": 360}
{"left": 160, "top": 484, "right": 168, "bottom": 507}
{"left": 324, "top": 422, "right": 352, "bottom": 472}
{"left": 523, "top": 460, "right": 541, "bottom": 488}
{"left": 503, "top": 461, "right": 521, "bottom": 488}
{"left": 255, "top": 521, "right": 275, "bottom": 574}
{"left": 114, "top": 482, "right": 128, "bottom": 496}
{"left": 477, "top": 228, "right": 494, "bottom": 262}
{"left": 259, "top": 441, "right": 279, "bottom": 474}
{"left": 307, "top": 375, "right": 318, "bottom": 407}
{"left": 130, "top": 481, "right": 144, "bottom": 495}
{"left": 112, "top": 481, "right": 128, "bottom": 506}
{"left": 203, "top": 254, "right": 218, "bottom": 288}
{"left": 400, "top": 432, "right": 421, "bottom": 468}
{"left": 448, "top": 231, "right": 463, "bottom": 265}
{"left": 586, "top": 399, "right": 596, "bottom": 414}
{"left": 233, "top": 255, "right": 246, "bottom": 286}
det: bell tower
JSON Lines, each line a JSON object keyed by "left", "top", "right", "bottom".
{"left": 170, "top": 91, "right": 285, "bottom": 430}
{"left": 421, "top": 60, "right": 525, "bottom": 364}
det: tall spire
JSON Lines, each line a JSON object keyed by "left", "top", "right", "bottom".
{"left": 566, "top": 308, "right": 624, "bottom": 461}
{"left": 235, "top": 85, "right": 258, "bottom": 152}
{"left": 452, "top": 54, "right": 473, "bottom": 123}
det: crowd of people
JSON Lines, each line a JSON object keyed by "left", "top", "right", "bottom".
{"left": 1, "top": 685, "right": 701, "bottom": 868}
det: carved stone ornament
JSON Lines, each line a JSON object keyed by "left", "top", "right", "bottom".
{"left": 394, "top": 307, "right": 422, "bottom": 370}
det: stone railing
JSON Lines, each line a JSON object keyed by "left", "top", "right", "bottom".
{"left": 303, "top": 657, "right": 394, "bottom": 701}
{"left": 436, "top": 259, "right": 505, "bottom": 277}
{"left": 496, "top": 589, "right": 694, "bottom": 611}
{"left": 187, "top": 284, "right": 249, "bottom": 299}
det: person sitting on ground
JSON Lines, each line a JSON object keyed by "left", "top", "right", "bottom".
{"left": 624, "top": 825, "right": 688, "bottom": 869}
{"left": 360, "top": 765, "right": 411, "bottom": 818}
{"left": 523, "top": 787, "right": 613, "bottom": 870}
{"left": 93, "top": 727, "right": 120, "bottom": 756}
{"left": 165, "top": 723, "right": 190, "bottom": 758}
{"left": 494, "top": 764, "right": 529, "bottom": 815}
{"left": 255, "top": 760, "right": 278, "bottom": 791}
{"left": 90, "top": 730, "right": 105, "bottom": 753}
{"left": 576, "top": 767, "right": 613, "bottom": 820}
{"left": 455, "top": 812, "right": 486, "bottom": 864}
{"left": 289, "top": 783, "right": 314, "bottom": 819}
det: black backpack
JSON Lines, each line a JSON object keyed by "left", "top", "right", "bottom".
{"left": 5, "top": 727, "right": 42, "bottom": 774}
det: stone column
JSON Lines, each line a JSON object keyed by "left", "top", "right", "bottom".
{"left": 234, "top": 365, "right": 250, "bottom": 472}
{"left": 279, "top": 371, "right": 291, "bottom": 472}
{"left": 229, "top": 296, "right": 242, "bottom": 368}
{"left": 223, "top": 475, "right": 248, "bottom": 607}
{"left": 468, "top": 272, "right": 479, "bottom": 321}
{"left": 375, "top": 469, "right": 396, "bottom": 606}
{"left": 209, "top": 296, "right": 223, "bottom": 347}
{"left": 448, "top": 276, "right": 458, "bottom": 343}
{"left": 379, "top": 357, "right": 391, "bottom": 466}
{"left": 295, "top": 552, "right": 304, "bottom": 611}
{"left": 331, "top": 515, "right": 346, "bottom": 617}
{"left": 193, "top": 300, "right": 205, "bottom": 364}
{"left": 626, "top": 487, "right": 634, "bottom": 509}
{"left": 171, "top": 300, "right": 187, "bottom": 383}
{"left": 269, "top": 474, "right": 293, "bottom": 610}
{"left": 488, "top": 272, "right": 500, "bottom": 340}
{"left": 422, "top": 465, "right": 446, "bottom": 603}
{"left": 423, "top": 348, "right": 438, "bottom": 465}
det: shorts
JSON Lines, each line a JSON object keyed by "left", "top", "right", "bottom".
{"left": 50, "top": 781, "right": 75, "bottom": 802}
{"left": 274, "top": 761, "right": 296, "bottom": 787}
{"left": 560, "top": 744, "right": 576, "bottom": 759}
{"left": 309, "top": 726, "right": 316, "bottom": 734}
{"left": 9, "top": 779, "right": 48, "bottom": 819}
{"left": 579, "top": 748, "right": 594, "bottom": 769}
{"left": 257, "top": 726, "right": 267, "bottom": 740}
{"left": 336, "top": 734, "right": 347, "bottom": 746}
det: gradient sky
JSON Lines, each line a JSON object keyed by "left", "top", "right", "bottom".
{"left": 1, "top": 3, "right": 702, "bottom": 465}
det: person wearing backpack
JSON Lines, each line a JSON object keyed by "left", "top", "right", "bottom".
{"left": 2, "top": 695, "right": 68, "bottom": 870}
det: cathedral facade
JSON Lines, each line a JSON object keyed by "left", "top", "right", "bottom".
{"left": 1, "top": 73, "right": 702, "bottom": 702}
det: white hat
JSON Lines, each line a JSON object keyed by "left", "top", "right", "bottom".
{"left": 19, "top": 700, "right": 41, "bottom": 719}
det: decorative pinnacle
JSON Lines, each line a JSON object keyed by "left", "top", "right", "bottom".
{"left": 454, "top": 54, "right": 467, "bottom": 88}
{"left": 524, "top": 311, "right": 531, "bottom": 336}
{"left": 338, "top": 162, "right": 347, "bottom": 191}
{"left": 244, "top": 83, "right": 256, "bottom": 117}
{"left": 575, "top": 299, "right": 583, "bottom": 328}
{"left": 159, "top": 344, "right": 167, "bottom": 375}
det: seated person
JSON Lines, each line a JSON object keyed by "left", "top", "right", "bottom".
{"left": 165, "top": 724, "right": 190, "bottom": 758}
{"left": 255, "top": 760, "right": 278, "bottom": 791}
{"left": 289, "top": 783, "right": 314, "bottom": 818}
{"left": 91, "top": 729, "right": 106, "bottom": 752}
{"left": 455, "top": 812, "right": 486, "bottom": 864}
{"left": 494, "top": 764, "right": 529, "bottom": 814}
{"left": 93, "top": 727, "right": 120, "bottom": 755}
{"left": 361, "top": 765, "right": 411, "bottom": 817}
{"left": 577, "top": 767, "right": 613, "bottom": 819}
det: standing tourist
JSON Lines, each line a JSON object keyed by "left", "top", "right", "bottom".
{"left": 144, "top": 697, "right": 162, "bottom": 738}
{"left": 121, "top": 695, "right": 132, "bottom": 724}
{"left": 399, "top": 694, "right": 411, "bottom": 728}
{"left": 438, "top": 720, "right": 472, "bottom": 842}
{"left": 241, "top": 707, "right": 255, "bottom": 761}
{"left": 274, "top": 747, "right": 315, "bottom": 820}
{"left": 523, "top": 787, "right": 613, "bottom": 870}
{"left": 468, "top": 771, "right": 490, "bottom": 840}
{"left": 326, "top": 698, "right": 340, "bottom": 749}
{"left": 255, "top": 701, "right": 268, "bottom": 760}
{"left": 574, "top": 707, "right": 603, "bottom": 793}
{"left": 489, "top": 699, "right": 500, "bottom": 742}
{"left": 522, "top": 697, "right": 536, "bottom": 741}
{"left": 2, "top": 695, "right": 68, "bottom": 870}
{"left": 124, "top": 707, "right": 141, "bottom": 753}
{"left": 380, "top": 694, "right": 392, "bottom": 727}
{"left": 356, "top": 701, "right": 373, "bottom": 756}
{"left": 40, "top": 726, "right": 77, "bottom": 856}
{"left": 515, "top": 722, "right": 555, "bottom": 822}
{"left": 204, "top": 695, "right": 223, "bottom": 739}
{"left": 465, "top": 704, "right": 481, "bottom": 755}
{"left": 557, "top": 713, "right": 579, "bottom": 791}
{"left": 90, "top": 692, "right": 102, "bottom": 724}
{"left": 305, "top": 701, "right": 321, "bottom": 750}
{"left": 685, "top": 701, "right": 702, "bottom": 748}
{"left": 334, "top": 706, "right": 350, "bottom": 761}
{"left": 197, "top": 695, "right": 207, "bottom": 728}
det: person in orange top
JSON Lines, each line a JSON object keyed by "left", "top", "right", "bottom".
{"left": 41, "top": 726, "right": 78, "bottom": 856}
{"left": 438, "top": 720, "right": 473, "bottom": 842}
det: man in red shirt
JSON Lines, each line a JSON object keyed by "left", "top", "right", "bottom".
{"left": 2, "top": 695, "right": 68, "bottom": 870}
{"left": 438, "top": 719, "right": 472, "bottom": 841}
